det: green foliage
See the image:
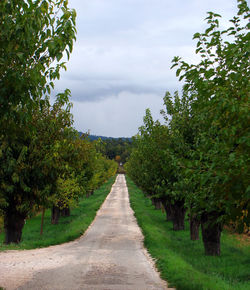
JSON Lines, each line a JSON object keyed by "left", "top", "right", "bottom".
{"left": 96, "top": 137, "right": 132, "bottom": 164}
{"left": 125, "top": 100, "right": 191, "bottom": 210}
{"left": 127, "top": 177, "right": 250, "bottom": 290}
{"left": 89, "top": 153, "right": 118, "bottom": 190}
{"left": 48, "top": 134, "right": 118, "bottom": 212}
{"left": 50, "top": 174, "right": 81, "bottom": 209}
{"left": 0, "top": 101, "right": 117, "bottom": 235}
{"left": 0, "top": 0, "right": 77, "bottom": 119}
{"left": 126, "top": 114, "right": 164, "bottom": 196}
{"left": 0, "top": 96, "right": 75, "bottom": 215}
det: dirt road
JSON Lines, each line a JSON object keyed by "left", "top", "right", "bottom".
{"left": 0, "top": 174, "right": 171, "bottom": 289}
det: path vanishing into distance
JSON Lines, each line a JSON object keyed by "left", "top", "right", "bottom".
{"left": 0, "top": 174, "right": 172, "bottom": 290}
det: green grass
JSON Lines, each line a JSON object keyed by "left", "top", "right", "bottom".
{"left": 126, "top": 176, "right": 250, "bottom": 290}
{"left": 0, "top": 176, "right": 116, "bottom": 251}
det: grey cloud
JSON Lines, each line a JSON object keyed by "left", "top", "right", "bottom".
{"left": 56, "top": 0, "right": 239, "bottom": 137}
{"left": 56, "top": 78, "right": 169, "bottom": 103}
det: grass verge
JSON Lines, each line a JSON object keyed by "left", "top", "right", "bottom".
{"left": 0, "top": 175, "right": 116, "bottom": 251}
{"left": 126, "top": 176, "right": 250, "bottom": 290}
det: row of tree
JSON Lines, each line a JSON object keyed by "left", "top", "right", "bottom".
{"left": 0, "top": 97, "right": 117, "bottom": 243}
{"left": 125, "top": 0, "right": 249, "bottom": 256}
{"left": 0, "top": 1, "right": 117, "bottom": 244}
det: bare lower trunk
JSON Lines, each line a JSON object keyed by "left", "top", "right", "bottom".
{"left": 190, "top": 213, "right": 200, "bottom": 240}
{"left": 201, "top": 212, "right": 222, "bottom": 256}
{"left": 151, "top": 197, "right": 161, "bottom": 210}
{"left": 51, "top": 205, "right": 60, "bottom": 224}
{"left": 40, "top": 207, "right": 45, "bottom": 235}
{"left": 4, "top": 208, "right": 26, "bottom": 244}
{"left": 60, "top": 207, "right": 70, "bottom": 217}
{"left": 86, "top": 190, "right": 93, "bottom": 198}
{"left": 161, "top": 198, "right": 174, "bottom": 221}
{"left": 172, "top": 199, "right": 186, "bottom": 231}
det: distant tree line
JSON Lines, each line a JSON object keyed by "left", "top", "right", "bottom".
{"left": 80, "top": 134, "right": 132, "bottom": 165}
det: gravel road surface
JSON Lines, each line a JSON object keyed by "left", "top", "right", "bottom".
{"left": 0, "top": 174, "right": 171, "bottom": 289}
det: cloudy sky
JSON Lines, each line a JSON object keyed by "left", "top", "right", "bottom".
{"left": 54, "top": 0, "right": 240, "bottom": 137}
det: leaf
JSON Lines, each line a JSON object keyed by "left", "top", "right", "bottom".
{"left": 193, "top": 32, "right": 201, "bottom": 39}
{"left": 170, "top": 63, "right": 178, "bottom": 69}
{"left": 176, "top": 68, "right": 182, "bottom": 77}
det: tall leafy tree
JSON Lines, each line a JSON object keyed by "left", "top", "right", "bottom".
{"left": 171, "top": 0, "right": 249, "bottom": 255}
{"left": 0, "top": 0, "right": 76, "bottom": 119}
{"left": 161, "top": 91, "right": 196, "bottom": 231}
{"left": 0, "top": 0, "right": 77, "bottom": 243}
{"left": 0, "top": 96, "right": 75, "bottom": 243}
{"left": 127, "top": 105, "right": 191, "bottom": 231}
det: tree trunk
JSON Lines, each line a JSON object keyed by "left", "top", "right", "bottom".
{"left": 86, "top": 191, "right": 91, "bottom": 198}
{"left": 4, "top": 209, "right": 26, "bottom": 244}
{"left": 40, "top": 207, "right": 45, "bottom": 235}
{"left": 151, "top": 197, "right": 161, "bottom": 210}
{"left": 190, "top": 213, "right": 200, "bottom": 240}
{"left": 161, "top": 200, "right": 174, "bottom": 221}
{"left": 60, "top": 207, "right": 70, "bottom": 217}
{"left": 172, "top": 199, "right": 186, "bottom": 231}
{"left": 51, "top": 205, "right": 60, "bottom": 224}
{"left": 201, "top": 212, "right": 222, "bottom": 256}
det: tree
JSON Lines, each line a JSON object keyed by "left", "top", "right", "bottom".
{"left": 0, "top": 0, "right": 76, "bottom": 120}
{"left": 50, "top": 136, "right": 97, "bottom": 223}
{"left": 0, "top": 96, "right": 76, "bottom": 243}
{"left": 126, "top": 108, "right": 187, "bottom": 229}
{"left": 171, "top": 0, "right": 250, "bottom": 255}
{"left": 0, "top": 0, "right": 77, "bottom": 243}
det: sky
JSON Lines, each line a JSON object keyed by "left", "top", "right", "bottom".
{"left": 54, "top": 0, "right": 240, "bottom": 137}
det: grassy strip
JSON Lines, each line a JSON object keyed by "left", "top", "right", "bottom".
{"left": 126, "top": 176, "right": 250, "bottom": 290}
{"left": 0, "top": 176, "right": 116, "bottom": 251}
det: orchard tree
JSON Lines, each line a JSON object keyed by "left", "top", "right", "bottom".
{"left": 92, "top": 154, "right": 117, "bottom": 188}
{"left": 171, "top": 0, "right": 250, "bottom": 255}
{"left": 50, "top": 136, "right": 97, "bottom": 223}
{"left": 0, "top": 96, "right": 75, "bottom": 243}
{"left": 126, "top": 108, "right": 188, "bottom": 230}
{"left": 124, "top": 139, "right": 145, "bottom": 193}
{"left": 161, "top": 91, "right": 196, "bottom": 231}
{"left": 0, "top": 0, "right": 76, "bottom": 120}
{"left": 0, "top": 0, "right": 77, "bottom": 243}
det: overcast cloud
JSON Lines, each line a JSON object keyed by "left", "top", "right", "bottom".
{"left": 54, "top": 0, "right": 240, "bottom": 137}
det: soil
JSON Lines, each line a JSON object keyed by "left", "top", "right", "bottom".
{"left": 0, "top": 175, "right": 173, "bottom": 290}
